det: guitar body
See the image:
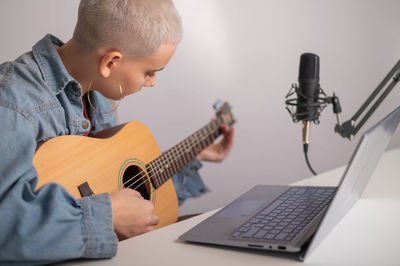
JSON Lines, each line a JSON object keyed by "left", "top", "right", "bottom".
{"left": 33, "top": 121, "right": 178, "bottom": 228}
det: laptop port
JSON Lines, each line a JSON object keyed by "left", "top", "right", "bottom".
{"left": 248, "top": 244, "right": 263, "bottom": 248}
{"left": 278, "top": 246, "right": 287, "bottom": 250}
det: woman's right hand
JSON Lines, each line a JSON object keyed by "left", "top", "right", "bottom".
{"left": 110, "top": 188, "right": 159, "bottom": 240}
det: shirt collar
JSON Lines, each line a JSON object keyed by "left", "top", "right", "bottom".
{"left": 32, "top": 34, "right": 79, "bottom": 95}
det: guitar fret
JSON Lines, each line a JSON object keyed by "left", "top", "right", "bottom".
{"left": 150, "top": 161, "right": 161, "bottom": 188}
{"left": 199, "top": 127, "right": 210, "bottom": 150}
{"left": 198, "top": 130, "right": 205, "bottom": 151}
{"left": 179, "top": 143, "right": 188, "bottom": 167}
{"left": 155, "top": 159, "right": 163, "bottom": 187}
{"left": 167, "top": 149, "right": 178, "bottom": 175}
{"left": 197, "top": 128, "right": 205, "bottom": 150}
{"left": 204, "top": 125, "right": 213, "bottom": 147}
{"left": 163, "top": 153, "right": 174, "bottom": 178}
{"left": 184, "top": 141, "right": 192, "bottom": 163}
{"left": 156, "top": 159, "right": 165, "bottom": 187}
{"left": 185, "top": 136, "right": 195, "bottom": 158}
{"left": 147, "top": 163, "right": 157, "bottom": 188}
{"left": 209, "top": 124, "right": 219, "bottom": 144}
{"left": 162, "top": 156, "right": 170, "bottom": 183}
{"left": 174, "top": 146, "right": 184, "bottom": 172}
{"left": 157, "top": 158, "right": 165, "bottom": 187}
{"left": 173, "top": 146, "right": 182, "bottom": 172}
{"left": 168, "top": 151, "right": 177, "bottom": 176}
{"left": 197, "top": 130, "right": 206, "bottom": 151}
{"left": 172, "top": 144, "right": 185, "bottom": 174}
{"left": 174, "top": 144, "right": 183, "bottom": 166}
{"left": 155, "top": 163, "right": 162, "bottom": 188}
{"left": 158, "top": 155, "right": 167, "bottom": 182}
{"left": 180, "top": 139, "right": 191, "bottom": 164}
{"left": 191, "top": 134, "right": 201, "bottom": 155}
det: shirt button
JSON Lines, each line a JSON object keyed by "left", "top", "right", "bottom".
{"left": 82, "top": 120, "right": 90, "bottom": 129}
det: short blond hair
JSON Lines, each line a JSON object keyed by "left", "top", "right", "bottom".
{"left": 73, "top": 0, "right": 182, "bottom": 56}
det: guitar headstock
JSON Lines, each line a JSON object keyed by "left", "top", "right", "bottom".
{"left": 213, "top": 100, "right": 236, "bottom": 127}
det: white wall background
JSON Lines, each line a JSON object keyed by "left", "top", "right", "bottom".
{"left": 1, "top": 0, "right": 399, "bottom": 216}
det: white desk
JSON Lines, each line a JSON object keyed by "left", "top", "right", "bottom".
{"left": 62, "top": 148, "right": 400, "bottom": 266}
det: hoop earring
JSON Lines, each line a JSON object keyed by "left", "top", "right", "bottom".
{"left": 86, "top": 80, "right": 124, "bottom": 115}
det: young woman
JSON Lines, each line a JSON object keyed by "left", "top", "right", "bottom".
{"left": 0, "top": 0, "right": 234, "bottom": 264}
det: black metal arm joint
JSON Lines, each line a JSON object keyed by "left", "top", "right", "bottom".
{"left": 335, "top": 120, "right": 356, "bottom": 140}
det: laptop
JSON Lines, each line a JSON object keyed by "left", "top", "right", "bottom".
{"left": 179, "top": 105, "right": 400, "bottom": 261}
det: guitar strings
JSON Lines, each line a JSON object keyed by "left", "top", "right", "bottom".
{"left": 120, "top": 120, "right": 221, "bottom": 192}
{"left": 119, "top": 119, "right": 220, "bottom": 191}
{"left": 122, "top": 121, "right": 220, "bottom": 192}
{"left": 118, "top": 130, "right": 213, "bottom": 193}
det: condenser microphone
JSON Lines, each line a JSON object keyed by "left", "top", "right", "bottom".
{"left": 285, "top": 53, "right": 342, "bottom": 176}
{"left": 296, "top": 53, "right": 320, "bottom": 148}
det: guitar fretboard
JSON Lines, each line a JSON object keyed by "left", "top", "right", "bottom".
{"left": 147, "top": 119, "right": 222, "bottom": 188}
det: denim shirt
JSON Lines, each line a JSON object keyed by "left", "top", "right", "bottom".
{"left": 0, "top": 34, "right": 208, "bottom": 265}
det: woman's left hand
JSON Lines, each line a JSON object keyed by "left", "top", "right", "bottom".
{"left": 196, "top": 124, "right": 234, "bottom": 162}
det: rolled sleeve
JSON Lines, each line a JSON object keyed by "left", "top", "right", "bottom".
{"left": 76, "top": 193, "right": 118, "bottom": 259}
{"left": 172, "top": 159, "right": 209, "bottom": 205}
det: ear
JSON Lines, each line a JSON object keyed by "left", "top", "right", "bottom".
{"left": 98, "top": 50, "right": 123, "bottom": 78}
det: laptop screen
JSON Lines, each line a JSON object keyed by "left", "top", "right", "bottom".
{"left": 301, "top": 105, "right": 400, "bottom": 260}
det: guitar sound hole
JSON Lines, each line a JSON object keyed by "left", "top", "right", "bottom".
{"left": 122, "top": 165, "right": 150, "bottom": 200}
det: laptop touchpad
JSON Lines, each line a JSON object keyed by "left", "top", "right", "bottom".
{"left": 215, "top": 200, "right": 266, "bottom": 218}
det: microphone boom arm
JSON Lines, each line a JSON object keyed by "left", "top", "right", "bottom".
{"left": 335, "top": 60, "right": 400, "bottom": 140}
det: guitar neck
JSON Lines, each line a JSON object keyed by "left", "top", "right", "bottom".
{"left": 147, "top": 118, "right": 223, "bottom": 188}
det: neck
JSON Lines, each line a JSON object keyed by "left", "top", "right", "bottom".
{"left": 146, "top": 118, "right": 223, "bottom": 189}
{"left": 57, "top": 39, "right": 96, "bottom": 94}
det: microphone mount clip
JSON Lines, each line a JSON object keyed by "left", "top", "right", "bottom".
{"left": 285, "top": 84, "right": 342, "bottom": 127}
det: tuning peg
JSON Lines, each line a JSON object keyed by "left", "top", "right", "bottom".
{"left": 213, "top": 100, "right": 223, "bottom": 113}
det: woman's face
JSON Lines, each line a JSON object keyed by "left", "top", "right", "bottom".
{"left": 95, "top": 43, "right": 177, "bottom": 100}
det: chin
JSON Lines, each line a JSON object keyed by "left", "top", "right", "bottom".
{"left": 131, "top": 88, "right": 142, "bottom": 94}
{"left": 111, "top": 95, "right": 124, "bottom": 101}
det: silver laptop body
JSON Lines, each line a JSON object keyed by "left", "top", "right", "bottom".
{"left": 179, "top": 105, "right": 400, "bottom": 261}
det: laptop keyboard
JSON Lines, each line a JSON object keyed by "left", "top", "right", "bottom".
{"left": 231, "top": 187, "right": 336, "bottom": 242}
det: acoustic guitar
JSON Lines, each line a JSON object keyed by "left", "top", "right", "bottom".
{"left": 33, "top": 101, "right": 235, "bottom": 228}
